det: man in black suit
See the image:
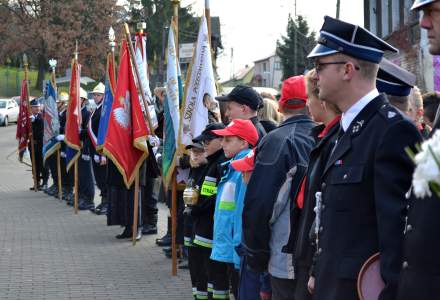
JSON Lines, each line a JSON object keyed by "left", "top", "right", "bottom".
{"left": 29, "top": 99, "right": 45, "bottom": 190}
{"left": 306, "top": 16, "right": 422, "bottom": 300}
{"left": 397, "top": 1, "right": 440, "bottom": 298}
{"left": 88, "top": 82, "right": 108, "bottom": 215}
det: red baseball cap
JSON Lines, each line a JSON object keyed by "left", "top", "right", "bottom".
{"left": 279, "top": 75, "right": 307, "bottom": 109}
{"left": 231, "top": 148, "right": 255, "bottom": 172}
{"left": 211, "top": 119, "right": 258, "bottom": 147}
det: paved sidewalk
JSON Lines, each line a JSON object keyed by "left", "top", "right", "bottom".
{"left": 0, "top": 125, "right": 192, "bottom": 300}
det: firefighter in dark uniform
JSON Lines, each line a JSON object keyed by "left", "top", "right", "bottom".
{"left": 397, "top": 1, "right": 440, "bottom": 298}
{"left": 77, "top": 88, "right": 95, "bottom": 211}
{"left": 88, "top": 82, "right": 107, "bottom": 215}
{"left": 306, "top": 16, "right": 422, "bottom": 300}
{"left": 56, "top": 92, "right": 74, "bottom": 202}
{"left": 29, "top": 98, "right": 45, "bottom": 190}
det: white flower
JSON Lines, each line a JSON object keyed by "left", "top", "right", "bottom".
{"left": 412, "top": 130, "right": 440, "bottom": 199}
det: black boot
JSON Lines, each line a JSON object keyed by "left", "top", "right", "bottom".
{"left": 142, "top": 224, "right": 158, "bottom": 235}
{"left": 155, "top": 216, "right": 171, "bottom": 246}
{"left": 116, "top": 226, "right": 132, "bottom": 239}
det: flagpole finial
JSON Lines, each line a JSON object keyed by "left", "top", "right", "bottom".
{"left": 109, "top": 26, "right": 116, "bottom": 52}
{"left": 205, "top": 0, "right": 210, "bottom": 9}
{"left": 49, "top": 59, "right": 57, "bottom": 72}
{"left": 74, "top": 40, "right": 79, "bottom": 60}
{"left": 23, "top": 53, "right": 28, "bottom": 67}
{"left": 137, "top": 22, "right": 147, "bottom": 35}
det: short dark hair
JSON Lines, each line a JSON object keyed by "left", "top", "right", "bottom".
{"left": 423, "top": 92, "right": 440, "bottom": 123}
{"left": 388, "top": 95, "right": 409, "bottom": 113}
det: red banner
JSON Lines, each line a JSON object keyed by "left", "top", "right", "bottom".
{"left": 65, "top": 59, "right": 82, "bottom": 171}
{"left": 16, "top": 79, "right": 30, "bottom": 152}
{"left": 103, "top": 39, "right": 149, "bottom": 188}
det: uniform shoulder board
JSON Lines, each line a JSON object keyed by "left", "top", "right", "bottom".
{"left": 378, "top": 103, "right": 404, "bottom": 122}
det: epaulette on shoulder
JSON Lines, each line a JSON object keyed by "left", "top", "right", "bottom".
{"left": 378, "top": 103, "right": 404, "bottom": 123}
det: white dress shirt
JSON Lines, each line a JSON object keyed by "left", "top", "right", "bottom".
{"left": 341, "top": 89, "right": 380, "bottom": 131}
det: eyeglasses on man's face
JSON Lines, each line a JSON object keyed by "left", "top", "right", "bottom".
{"left": 314, "top": 61, "right": 360, "bottom": 74}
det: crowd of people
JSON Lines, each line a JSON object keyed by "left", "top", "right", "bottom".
{"left": 23, "top": 0, "right": 440, "bottom": 299}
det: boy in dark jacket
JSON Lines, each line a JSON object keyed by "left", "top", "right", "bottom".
{"left": 185, "top": 123, "right": 226, "bottom": 300}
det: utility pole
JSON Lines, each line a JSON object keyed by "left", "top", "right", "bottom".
{"left": 336, "top": 0, "right": 341, "bottom": 19}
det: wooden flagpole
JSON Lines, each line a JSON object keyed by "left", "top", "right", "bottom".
{"left": 205, "top": 0, "right": 211, "bottom": 43}
{"left": 23, "top": 54, "right": 38, "bottom": 192}
{"left": 132, "top": 172, "right": 140, "bottom": 246}
{"left": 50, "top": 58, "right": 63, "bottom": 201}
{"left": 73, "top": 40, "right": 79, "bottom": 215}
{"left": 171, "top": 0, "right": 180, "bottom": 277}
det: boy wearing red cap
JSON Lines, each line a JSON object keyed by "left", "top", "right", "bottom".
{"left": 241, "top": 75, "right": 316, "bottom": 300}
{"left": 231, "top": 150, "right": 272, "bottom": 300}
{"left": 210, "top": 119, "right": 258, "bottom": 299}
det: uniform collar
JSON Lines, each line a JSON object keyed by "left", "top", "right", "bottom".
{"left": 341, "top": 89, "right": 379, "bottom": 131}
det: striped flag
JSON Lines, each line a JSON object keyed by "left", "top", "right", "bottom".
{"left": 162, "top": 20, "right": 183, "bottom": 188}
{"left": 96, "top": 53, "right": 116, "bottom": 152}
{"left": 42, "top": 79, "right": 61, "bottom": 162}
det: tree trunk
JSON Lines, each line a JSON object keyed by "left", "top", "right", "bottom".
{"left": 35, "top": 53, "right": 46, "bottom": 91}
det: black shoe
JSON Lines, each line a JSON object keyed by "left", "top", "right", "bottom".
{"left": 116, "top": 227, "right": 132, "bottom": 239}
{"left": 142, "top": 224, "right": 158, "bottom": 235}
{"left": 94, "top": 203, "right": 103, "bottom": 214}
{"left": 97, "top": 204, "right": 108, "bottom": 215}
{"left": 165, "top": 247, "right": 182, "bottom": 259}
{"left": 178, "top": 260, "right": 189, "bottom": 269}
{"left": 162, "top": 246, "right": 172, "bottom": 254}
{"left": 156, "top": 235, "right": 171, "bottom": 247}
{"left": 78, "top": 200, "right": 95, "bottom": 211}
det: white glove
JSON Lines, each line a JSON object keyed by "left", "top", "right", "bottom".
{"left": 56, "top": 134, "right": 65, "bottom": 142}
{"left": 93, "top": 154, "right": 100, "bottom": 163}
{"left": 100, "top": 156, "right": 107, "bottom": 165}
{"left": 81, "top": 154, "right": 91, "bottom": 161}
{"left": 148, "top": 135, "right": 160, "bottom": 147}
{"left": 60, "top": 151, "right": 66, "bottom": 158}
{"left": 152, "top": 146, "right": 159, "bottom": 156}
{"left": 155, "top": 153, "right": 162, "bottom": 162}
{"left": 30, "top": 115, "right": 35, "bottom": 122}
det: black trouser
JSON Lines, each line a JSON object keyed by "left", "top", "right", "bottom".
{"left": 166, "top": 189, "right": 184, "bottom": 244}
{"left": 188, "top": 246, "right": 212, "bottom": 300}
{"left": 78, "top": 156, "right": 95, "bottom": 202}
{"left": 141, "top": 177, "right": 158, "bottom": 226}
{"left": 30, "top": 141, "right": 44, "bottom": 185}
{"left": 92, "top": 159, "right": 107, "bottom": 200}
{"left": 46, "top": 154, "right": 58, "bottom": 186}
{"left": 227, "top": 263, "right": 239, "bottom": 299}
{"left": 271, "top": 276, "right": 296, "bottom": 300}
{"left": 293, "top": 265, "right": 313, "bottom": 300}
{"left": 210, "top": 260, "right": 230, "bottom": 299}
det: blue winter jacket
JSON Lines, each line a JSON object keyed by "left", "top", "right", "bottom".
{"left": 210, "top": 149, "right": 250, "bottom": 264}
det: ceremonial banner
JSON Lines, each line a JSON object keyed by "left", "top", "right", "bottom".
{"left": 96, "top": 53, "right": 116, "bottom": 152}
{"left": 135, "top": 33, "right": 153, "bottom": 103}
{"left": 103, "top": 39, "right": 149, "bottom": 188}
{"left": 42, "top": 79, "right": 60, "bottom": 163}
{"left": 65, "top": 60, "right": 82, "bottom": 171}
{"left": 16, "top": 79, "right": 30, "bottom": 152}
{"left": 179, "top": 16, "right": 217, "bottom": 148}
{"left": 162, "top": 21, "right": 182, "bottom": 188}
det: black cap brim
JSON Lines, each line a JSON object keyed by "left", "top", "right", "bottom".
{"left": 215, "top": 95, "right": 232, "bottom": 102}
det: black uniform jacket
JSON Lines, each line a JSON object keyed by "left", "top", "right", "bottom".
{"left": 32, "top": 113, "right": 44, "bottom": 143}
{"left": 191, "top": 149, "right": 227, "bottom": 247}
{"left": 312, "top": 95, "right": 422, "bottom": 300}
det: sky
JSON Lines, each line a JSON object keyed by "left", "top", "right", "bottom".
{"left": 182, "top": 0, "right": 364, "bottom": 81}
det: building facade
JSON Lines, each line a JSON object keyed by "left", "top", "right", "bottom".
{"left": 364, "top": 0, "right": 439, "bottom": 92}
{"left": 252, "top": 54, "right": 283, "bottom": 90}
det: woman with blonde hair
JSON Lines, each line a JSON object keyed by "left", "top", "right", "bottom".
{"left": 257, "top": 98, "right": 282, "bottom": 133}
